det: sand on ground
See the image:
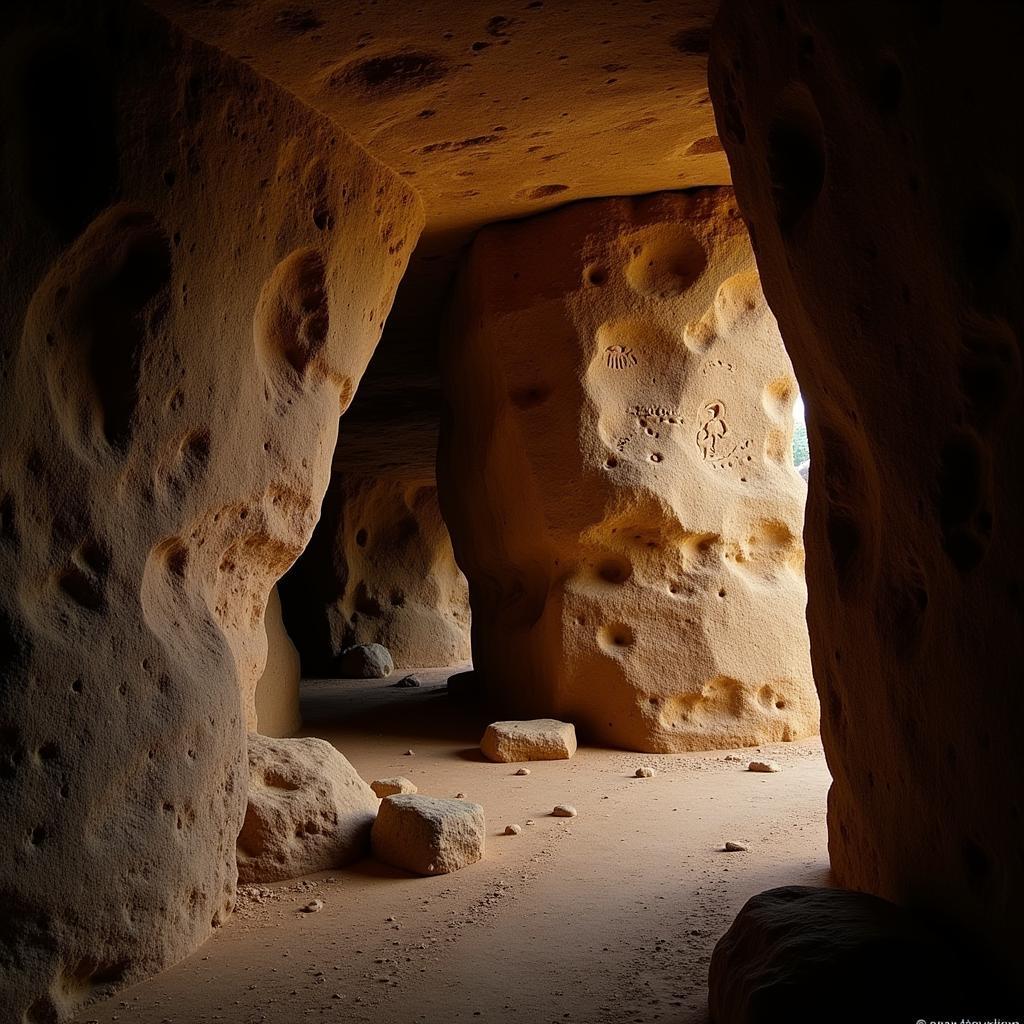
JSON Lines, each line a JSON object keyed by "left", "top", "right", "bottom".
{"left": 76, "top": 667, "right": 831, "bottom": 1024}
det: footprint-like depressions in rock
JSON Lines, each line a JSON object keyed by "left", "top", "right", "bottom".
{"left": 55, "top": 536, "right": 111, "bottom": 611}
{"left": 15, "top": 36, "right": 118, "bottom": 239}
{"left": 56, "top": 565, "right": 103, "bottom": 611}
{"left": 164, "top": 428, "right": 212, "bottom": 495}
{"left": 767, "top": 82, "right": 826, "bottom": 232}
{"left": 255, "top": 248, "right": 329, "bottom": 381}
{"left": 624, "top": 225, "right": 707, "bottom": 298}
{"left": 159, "top": 538, "right": 190, "bottom": 580}
{"left": 42, "top": 207, "right": 172, "bottom": 453}
{"left": 179, "top": 429, "right": 211, "bottom": 475}
{"left": 328, "top": 51, "right": 449, "bottom": 97}
{"left": 595, "top": 555, "right": 632, "bottom": 585}
{"left": 936, "top": 429, "right": 992, "bottom": 571}
{"left": 598, "top": 621, "right": 636, "bottom": 653}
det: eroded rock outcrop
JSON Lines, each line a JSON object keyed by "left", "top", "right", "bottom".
{"left": 279, "top": 475, "right": 470, "bottom": 672}
{"left": 709, "top": 0, "right": 1024, "bottom": 971}
{"left": 439, "top": 190, "right": 815, "bottom": 752}
{"left": 0, "top": 4, "right": 421, "bottom": 1018}
{"left": 238, "top": 735, "right": 378, "bottom": 883}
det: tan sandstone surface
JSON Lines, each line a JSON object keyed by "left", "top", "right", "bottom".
{"left": 710, "top": 0, "right": 1024, "bottom": 974}
{"left": 73, "top": 671, "right": 832, "bottom": 1024}
{"left": 152, "top": 0, "right": 729, "bottom": 511}
{"left": 480, "top": 719, "right": 578, "bottom": 763}
{"left": 254, "top": 586, "right": 302, "bottom": 737}
{"left": 439, "top": 189, "right": 816, "bottom": 752}
{"left": 0, "top": 2, "right": 422, "bottom": 1018}
{"left": 279, "top": 476, "right": 470, "bottom": 673}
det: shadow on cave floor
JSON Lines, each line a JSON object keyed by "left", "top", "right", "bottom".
{"left": 299, "top": 663, "right": 486, "bottom": 745}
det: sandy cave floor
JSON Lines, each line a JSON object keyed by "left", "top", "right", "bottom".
{"left": 77, "top": 668, "right": 832, "bottom": 1024}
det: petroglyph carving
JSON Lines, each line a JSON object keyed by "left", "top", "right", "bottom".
{"left": 606, "top": 345, "right": 638, "bottom": 369}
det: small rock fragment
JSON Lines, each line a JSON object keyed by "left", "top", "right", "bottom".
{"left": 635, "top": 766, "right": 656, "bottom": 778}
{"left": 552, "top": 804, "right": 577, "bottom": 818}
{"left": 301, "top": 899, "right": 323, "bottom": 913}
{"left": 404, "top": 749, "right": 414, "bottom": 756}
{"left": 392, "top": 675, "right": 422, "bottom": 688}
{"left": 514, "top": 767, "right": 531, "bottom": 776}
{"left": 504, "top": 824, "right": 522, "bottom": 836}
{"left": 748, "top": 760, "right": 781, "bottom": 773}
{"left": 455, "top": 792, "right": 466, "bottom": 799}
{"left": 724, "top": 841, "right": 748, "bottom": 852}
{"left": 371, "top": 776, "right": 417, "bottom": 798}
{"left": 525, "top": 819, "right": 535, "bottom": 826}
{"left": 724, "top": 754, "right": 743, "bottom": 762}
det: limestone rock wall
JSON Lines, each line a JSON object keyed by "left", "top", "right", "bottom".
{"left": 0, "top": 2, "right": 422, "bottom": 1018}
{"left": 438, "top": 189, "right": 815, "bottom": 752}
{"left": 709, "top": 0, "right": 1024, "bottom": 968}
{"left": 254, "top": 587, "right": 302, "bottom": 737}
{"left": 279, "top": 474, "right": 470, "bottom": 673}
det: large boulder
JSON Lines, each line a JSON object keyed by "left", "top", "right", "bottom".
{"left": 338, "top": 642, "right": 394, "bottom": 679}
{"left": 708, "top": 886, "right": 1007, "bottom": 1023}
{"left": 237, "top": 734, "right": 379, "bottom": 883}
{"left": 372, "top": 794, "right": 485, "bottom": 876}
{"left": 480, "top": 720, "right": 578, "bottom": 762}
{"left": 439, "top": 189, "right": 816, "bottom": 752}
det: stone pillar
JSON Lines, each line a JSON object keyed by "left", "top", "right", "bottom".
{"left": 439, "top": 189, "right": 815, "bottom": 752}
{"left": 709, "top": 0, "right": 1024, "bottom": 968}
{"left": 0, "top": 3, "right": 422, "bottom": 1018}
{"left": 279, "top": 474, "right": 471, "bottom": 672}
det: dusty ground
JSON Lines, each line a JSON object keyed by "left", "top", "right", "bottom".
{"left": 77, "top": 667, "right": 831, "bottom": 1024}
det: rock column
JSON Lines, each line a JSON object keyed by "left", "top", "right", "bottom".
{"left": 0, "top": 4, "right": 421, "bottom": 1018}
{"left": 439, "top": 189, "right": 816, "bottom": 752}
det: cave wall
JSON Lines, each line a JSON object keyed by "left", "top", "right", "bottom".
{"left": 439, "top": 189, "right": 816, "bottom": 752}
{"left": 709, "top": 0, "right": 1023, "bottom": 967}
{"left": 254, "top": 586, "right": 301, "bottom": 737}
{"left": 0, "top": 2, "right": 422, "bottom": 1018}
{"left": 279, "top": 473, "right": 470, "bottom": 674}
